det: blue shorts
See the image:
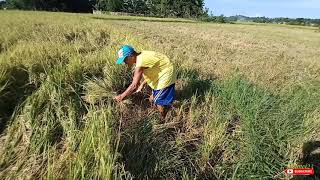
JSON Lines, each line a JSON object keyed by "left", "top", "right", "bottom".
{"left": 153, "top": 84, "right": 175, "bottom": 106}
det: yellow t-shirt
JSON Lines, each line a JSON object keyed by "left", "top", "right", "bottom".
{"left": 136, "top": 51, "right": 176, "bottom": 90}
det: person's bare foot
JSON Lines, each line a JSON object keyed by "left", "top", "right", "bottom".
{"left": 157, "top": 105, "right": 174, "bottom": 123}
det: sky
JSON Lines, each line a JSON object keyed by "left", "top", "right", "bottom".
{"left": 204, "top": 0, "right": 320, "bottom": 19}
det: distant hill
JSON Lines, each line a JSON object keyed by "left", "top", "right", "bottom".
{"left": 224, "top": 15, "right": 320, "bottom": 26}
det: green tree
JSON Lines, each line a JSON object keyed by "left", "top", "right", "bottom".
{"left": 6, "top": 0, "right": 93, "bottom": 12}
{"left": 94, "top": 0, "right": 122, "bottom": 11}
{"left": 216, "top": 14, "right": 225, "bottom": 23}
{"left": 5, "top": 0, "right": 207, "bottom": 17}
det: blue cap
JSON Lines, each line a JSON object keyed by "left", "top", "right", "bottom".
{"left": 116, "top": 45, "right": 135, "bottom": 64}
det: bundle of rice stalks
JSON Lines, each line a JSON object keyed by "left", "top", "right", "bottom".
{"left": 82, "top": 78, "right": 116, "bottom": 104}
{"left": 0, "top": 67, "right": 8, "bottom": 96}
{"left": 82, "top": 77, "right": 133, "bottom": 111}
{"left": 103, "top": 61, "right": 132, "bottom": 92}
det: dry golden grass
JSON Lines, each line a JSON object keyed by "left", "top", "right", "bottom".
{"left": 0, "top": 10, "right": 319, "bottom": 179}
{"left": 109, "top": 19, "right": 320, "bottom": 91}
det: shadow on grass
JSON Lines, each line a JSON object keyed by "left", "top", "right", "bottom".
{"left": 0, "top": 65, "right": 36, "bottom": 134}
{"left": 119, "top": 116, "right": 198, "bottom": 179}
{"left": 119, "top": 118, "right": 157, "bottom": 179}
{"left": 294, "top": 141, "right": 320, "bottom": 180}
{"left": 91, "top": 16, "right": 197, "bottom": 24}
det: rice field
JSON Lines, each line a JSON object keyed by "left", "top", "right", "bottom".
{"left": 0, "top": 10, "right": 320, "bottom": 179}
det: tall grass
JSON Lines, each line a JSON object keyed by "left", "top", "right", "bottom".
{"left": 0, "top": 11, "right": 319, "bottom": 179}
{"left": 212, "top": 77, "right": 320, "bottom": 179}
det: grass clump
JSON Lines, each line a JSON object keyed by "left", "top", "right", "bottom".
{"left": 0, "top": 11, "right": 319, "bottom": 180}
{"left": 211, "top": 77, "right": 320, "bottom": 179}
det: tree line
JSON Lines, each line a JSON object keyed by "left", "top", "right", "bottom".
{"left": 2, "top": 0, "right": 207, "bottom": 18}
{"left": 4, "top": 0, "right": 94, "bottom": 13}
{"left": 1, "top": 0, "right": 319, "bottom": 27}
{"left": 225, "top": 15, "right": 320, "bottom": 26}
{"left": 251, "top": 17, "right": 320, "bottom": 26}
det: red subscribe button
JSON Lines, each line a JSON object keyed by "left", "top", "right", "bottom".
{"left": 285, "top": 168, "right": 314, "bottom": 175}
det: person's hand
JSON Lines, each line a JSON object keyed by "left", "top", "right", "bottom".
{"left": 114, "top": 95, "right": 123, "bottom": 103}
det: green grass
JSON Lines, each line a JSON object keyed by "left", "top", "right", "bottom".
{"left": 0, "top": 10, "right": 319, "bottom": 179}
{"left": 213, "top": 77, "right": 320, "bottom": 179}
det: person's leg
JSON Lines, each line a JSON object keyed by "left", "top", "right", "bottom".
{"left": 156, "top": 105, "right": 169, "bottom": 120}
{"left": 149, "top": 93, "right": 156, "bottom": 109}
{"left": 149, "top": 93, "right": 154, "bottom": 104}
{"left": 153, "top": 84, "right": 175, "bottom": 121}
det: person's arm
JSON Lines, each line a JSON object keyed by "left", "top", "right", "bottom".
{"left": 114, "top": 67, "right": 144, "bottom": 102}
{"left": 135, "top": 79, "right": 147, "bottom": 93}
